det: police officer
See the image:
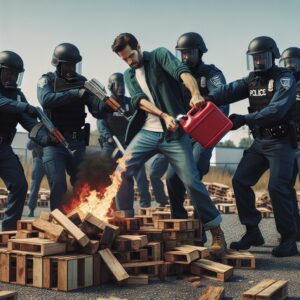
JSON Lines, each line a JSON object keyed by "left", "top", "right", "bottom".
{"left": 280, "top": 47, "right": 300, "bottom": 241}
{"left": 207, "top": 36, "right": 298, "bottom": 257}
{"left": 37, "top": 43, "right": 109, "bottom": 210}
{"left": 27, "top": 140, "right": 46, "bottom": 217}
{"left": 166, "top": 32, "right": 229, "bottom": 220}
{"left": 0, "top": 50, "right": 50, "bottom": 230}
{"left": 97, "top": 72, "right": 152, "bottom": 208}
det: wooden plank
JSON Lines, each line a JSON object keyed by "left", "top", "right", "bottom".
{"left": 118, "top": 235, "right": 148, "bottom": 250}
{"left": 256, "top": 280, "right": 288, "bottom": 299}
{"left": 51, "top": 209, "right": 89, "bottom": 247}
{"left": 99, "top": 249, "right": 129, "bottom": 282}
{"left": 199, "top": 286, "right": 225, "bottom": 300}
{"left": 17, "top": 220, "right": 33, "bottom": 231}
{"left": 7, "top": 238, "right": 66, "bottom": 256}
{"left": 0, "top": 231, "right": 17, "bottom": 247}
{"left": 125, "top": 275, "right": 149, "bottom": 285}
{"left": 15, "top": 230, "right": 39, "bottom": 239}
{"left": 190, "top": 259, "right": 233, "bottom": 282}
{"left": 33, "top": 256, "right": 43, "bottom": 288}
{"left": 175, "top": 245, "right": 209, "bottom": 259}
{"left": 16, "top": 254, "right": 26, "bottom": 285}
{"left": 243, "top": 279, "right": 277, "bottom": 299}
{"left": 144, "top": 242, "right": 161, "bottom": 260}
{"left": 0, "top": 291, "right": 18, "bottom": 300}
{"left": 79, "top": 240, "right": 100, "bottom": 254}
{"left": 39, "top": 211, "right": 50, "bottom": 221}
{"left": 222, "top": 250, "right": 255, "bottom": 269}
{"left": 165, "top": 249, "right": 200, "bottom": 264}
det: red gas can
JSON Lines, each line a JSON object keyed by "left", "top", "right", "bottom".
{"left": 177, "top": 101, "right": 232, "bottom": 149}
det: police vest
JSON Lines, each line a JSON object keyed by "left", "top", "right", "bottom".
{"left": 0, "top": 88, "right": 21, "bottom": 138}
{"left": 181, "top": 64, "right": 220, "bottom": 110}
{"left": 247, "top": 67, "right": 290, "bottom": 126}
{"left": 44, "top": 72, "right": 87, "bottom": 132}
{"left": 291, "top": 79, "right": 300, "bottom": 127}
{"left": 105, "top": 97, "right": 132, "bottom": 144}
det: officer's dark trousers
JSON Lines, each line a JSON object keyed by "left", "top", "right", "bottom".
{"left": 101, "top": 141, "right": 151, "bottom": 207}
{"left": 166, "top": 142, "right": 212, "bottom": 219}
{"left": 290, "top": 149, "right": 300, "bottom": 232}
{"left": 232, "top": 138, "right": 297, "bottom": 238}
{"left": 28, "top": 157, "right": 45, "bottom": 211}
{"left": 0, "top": 144, "right": 27, "bottom": 230}
{"left": 43, "top": 137, "right": 85, "bottom": 210}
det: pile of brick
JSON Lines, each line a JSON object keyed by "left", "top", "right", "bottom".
{"left": 0, "top": 206, "right": 258, "bottom": 293}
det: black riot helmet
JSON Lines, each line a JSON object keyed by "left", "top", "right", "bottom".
{"left": 108, "top": 73, "right": 125, "bottom": 97}
{"left": 51, "top": 43, "right": 82, "bottom": 80}
{"left": 279, "top": 47, "right": 300, "bottom": 73}
{"left": 246, "top": 36, "right": 280, "bottom": 73}
{"left": 175, "top": 32, "right": 207, "bottom": 68}
{"left": 0, "top": 51, "right": 24, "bottom": 89}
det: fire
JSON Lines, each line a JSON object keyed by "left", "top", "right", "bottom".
{"left": 63, "top": 154, "right": 130, "bottom": 221}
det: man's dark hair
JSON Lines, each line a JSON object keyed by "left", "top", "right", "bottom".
{"left": 112, "top": 33, "right": 139, "bottom": 53}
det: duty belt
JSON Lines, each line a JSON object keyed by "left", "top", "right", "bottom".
{"left": 61, "top": 130, "right": 86, "bottom": 140}
{"left": 251, "top": 124, "right": 289, "bottom": 139}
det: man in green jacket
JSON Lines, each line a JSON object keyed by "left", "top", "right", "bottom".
{"left": 111, "top": 33, "right": 226, "bottom": 253}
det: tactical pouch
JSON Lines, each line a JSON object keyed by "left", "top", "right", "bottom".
{"left": 84, "top": 123, "right": 90, "bottom": 146}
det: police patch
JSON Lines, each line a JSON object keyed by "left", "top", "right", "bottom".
{"left": 280, "top": 77, "right": 291, "bottom": 90}
{"left": 210, "top": 75, "right": 223, "bottom": 87}
{"left": 38, "top": 77, "right": 48, "bottom": 88}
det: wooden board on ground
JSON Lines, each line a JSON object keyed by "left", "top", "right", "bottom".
{"left": 242, "top": 279, "right": 288, "bottom": 300}
{"left": 51, "top": 209, "right": 89, "bottom": 247}
{"left": 0, "top": 291, "right": 18, "bottom": 299}
{"left": 190, "top": 259, "right": 233, "bottom": 282}
{"left": 222, "top": 250, "right": 255, "bottom": 269}
{"left": 125, "top": 275, "right": 149, "bottom": 285}
{"left": 199, "top": 286, "right": 225, "bottom": 300}
{"left": 7, "top": 238, "right": 66, "bottom": 256}
{"left": 99, "top": 249, "right": 129, "bottom": 282}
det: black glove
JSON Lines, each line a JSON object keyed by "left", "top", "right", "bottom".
{"left": 24, "top": 104, "right": 39, "bottom": 118}
{"left": 229, "top": 114, "right": 246, "bottom": 130}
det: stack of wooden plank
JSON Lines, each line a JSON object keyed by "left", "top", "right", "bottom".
{"left": 0, "top": 206, "right": 259, "bottom": 293}
{"left": 256, "top": 193, "right": 273, "bottom": 215}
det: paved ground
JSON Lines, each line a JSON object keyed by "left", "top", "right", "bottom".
{"left": 1, "top": 207, "right": 300, "bottom": 299}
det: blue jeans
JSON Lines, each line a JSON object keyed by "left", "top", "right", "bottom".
{"left": 43, "top": 136, "right": 86, "bottom": 210}
{"left": 232, "top": 138, "right": 297, "bottom": 238}
{"left": 115, "top": 130, "right": 221, "bottom": 230}
{"left": 167, "top": 142, "right": 212, "bottom": 218}
{"left": 150, "top": 154, "right": 169, "bottom": 204}
{"left": 28, "top": 157, "right": 45, "bottom": 210}
{"left": 0, "top": 144, "right": 27, "bottom": 230}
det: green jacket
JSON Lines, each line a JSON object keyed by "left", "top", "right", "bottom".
{"left": 124, "top": 47, "right": 191, "bottom": 144}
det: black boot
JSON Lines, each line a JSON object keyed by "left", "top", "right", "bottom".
{"left": 272, "top": 236, "right": 298, "bottom": 257}
{"left": 230, "top": 225, "right": 264, "bottom": 250}
{"left": 28, "top": 209, "right": 34, "bottom": 218}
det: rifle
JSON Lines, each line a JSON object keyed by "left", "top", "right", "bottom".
{"left": 35, "top": 107, "right": 76, "bottom": 156}
{"left": 84, "top": 78, "right": 131, "bottom": 121}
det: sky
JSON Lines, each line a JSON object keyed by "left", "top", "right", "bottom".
{"left": 1, "top": 0, "right": 299, "bottom": 143}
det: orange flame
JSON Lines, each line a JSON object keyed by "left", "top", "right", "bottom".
{"left": 63, "top": 154, "right": 130, "bottom": 221}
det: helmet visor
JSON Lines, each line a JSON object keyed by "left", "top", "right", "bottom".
{"left": 0, "top": 67, "right": 23, "bottom": 88}
{"left": 247, "top": 51, "right": 272, "bottom": 72}
{"left": 279, "top": 57, "right": 300, "bottom": 73}
{"left": 60, "top": 61, "right": 82, "bottom": 80}
{"left": 176, "top": 49, "right": 199, "bottom": 68}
